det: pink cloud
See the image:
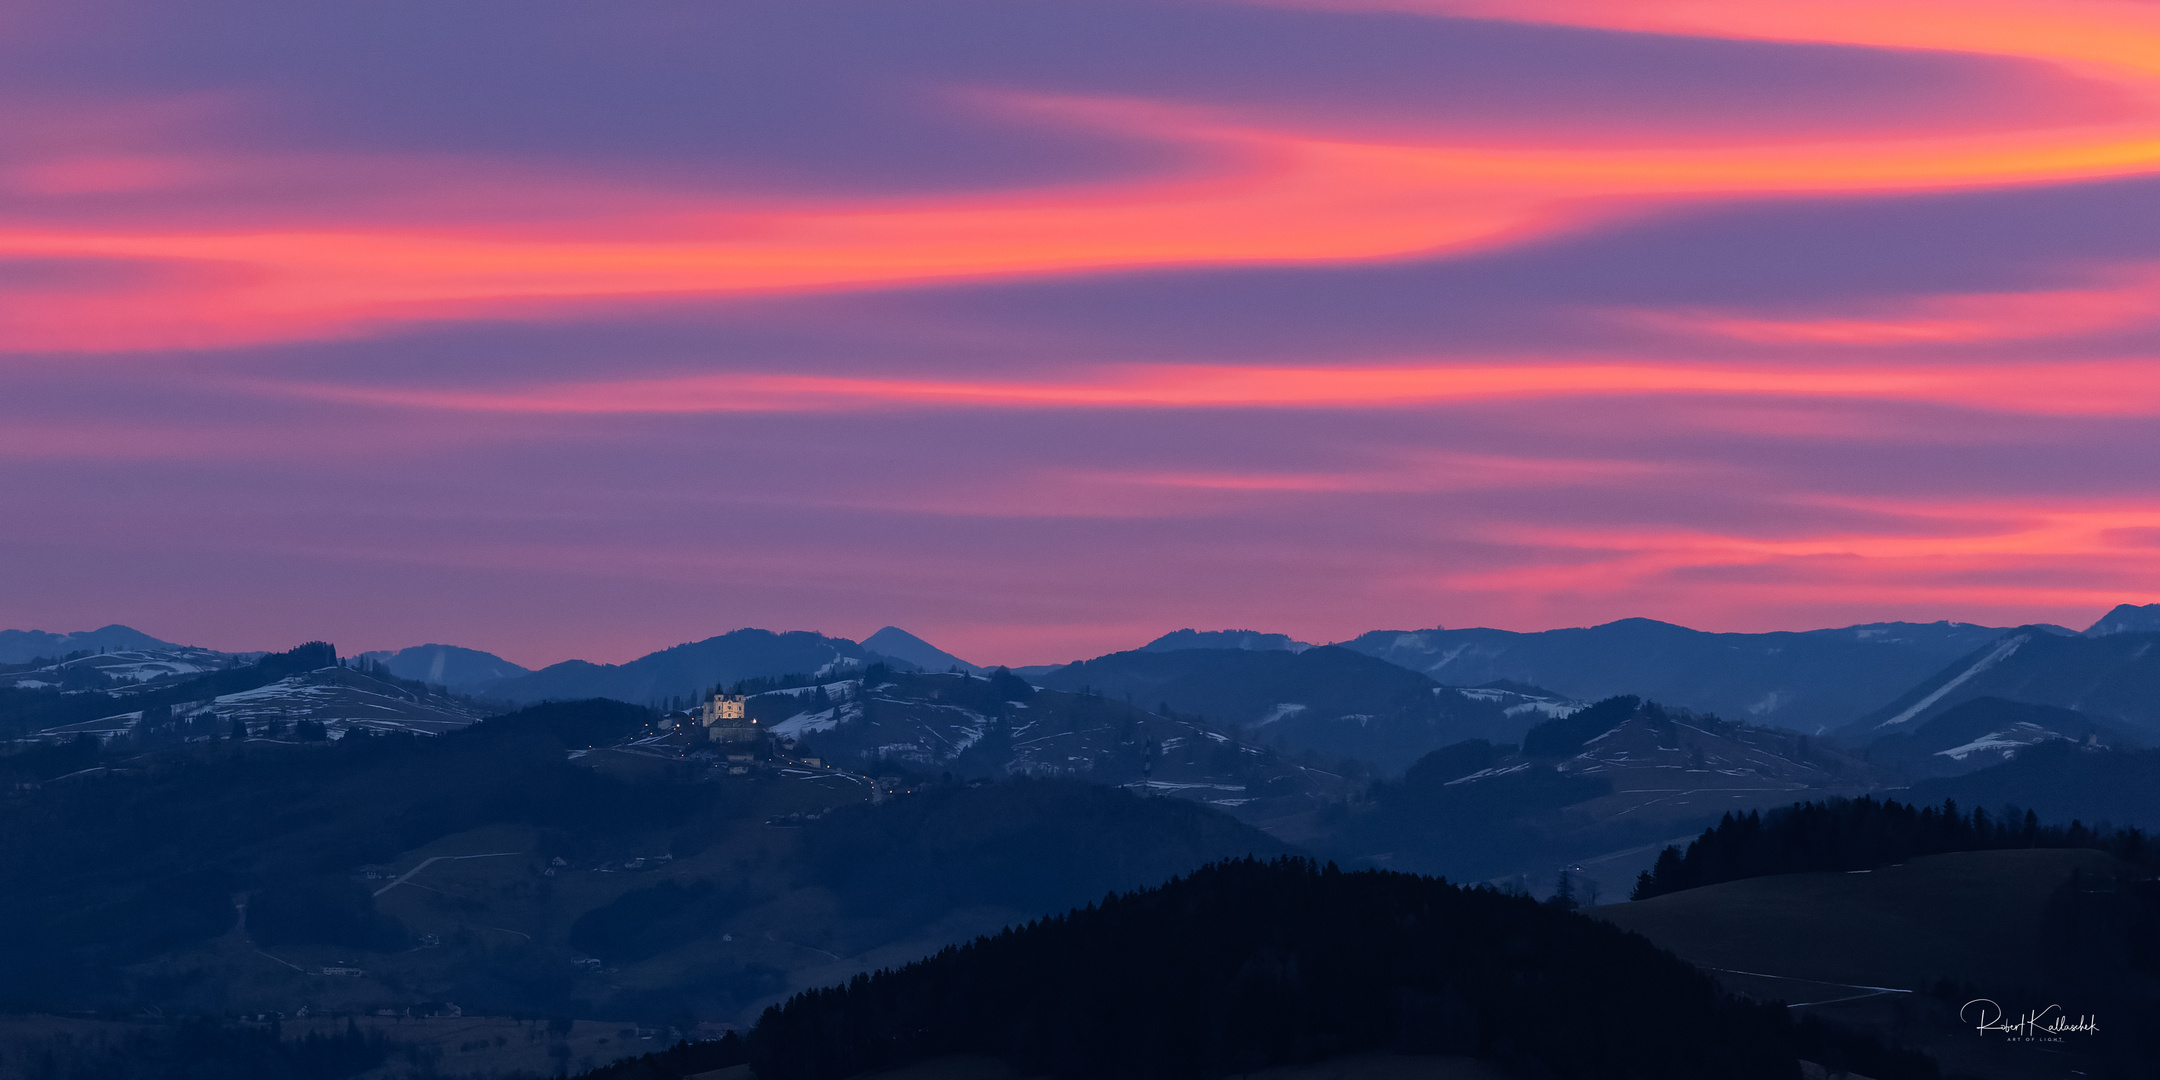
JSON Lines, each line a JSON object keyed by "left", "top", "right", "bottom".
{"left": 4, "top": 23, "right": 2158, "bottom": 355}
{"left": 1622, "top": 263, "right": 2160, "bottom": 345}
{"left": 245, "top": 357, "right": 2160, "bottom": 420}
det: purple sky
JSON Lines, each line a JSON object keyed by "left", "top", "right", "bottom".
{"left": 5, "top": 0, "right": 2160, "bottom": 667}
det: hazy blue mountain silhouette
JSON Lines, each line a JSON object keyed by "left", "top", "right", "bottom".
{"left": 354, "top": 643, "right": 533, "bottom": 696}
{"left": 0, "top": 624, "right": 179, "bottom": 664}
{"left": 2085, "top": 602, "right": 2160, "bottom": 636}
{"left": 1338, "top": 618, "right": 2045, "bottom": 733}
{"left": 1845, "top": 628, "right": 2160, "bottom": 744}
{"left": 487, "top": 629, "right": 875, "bottom": 705}
{"left": 1139, "top": 628, "right": 1314, "bottom": 653}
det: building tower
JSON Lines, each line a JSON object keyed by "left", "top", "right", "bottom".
{"left": 701, "top": 692, "right": 759, "bottom": 743}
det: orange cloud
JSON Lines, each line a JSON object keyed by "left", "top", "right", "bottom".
{"left": 253, "top": 357, "right": 2160, "bottom": 419}
{"left": 1262, "top": 0, "right": 2160, "bottom": 79}
{"left": 1058, "top": 452, "right": 1676, "bottom": 493}
{"left": 7, "top": 15, "right": 2160, "bottom": 355}
{"left": 1627, "top": 264, "right": 2160, "bottom": 345}
{"left": 1431, "top": 496, "right": 2160, "bottom": 622}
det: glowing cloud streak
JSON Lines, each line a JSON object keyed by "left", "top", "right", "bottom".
{"left": 260, "top": 358, "right": 2160, "bottom": 419}
{"left": 1289, "top": 0, "right": 2160, "bottom": 79}
{"left": 1627, "top": 264, "right": 2160, "bottom": 345}
{"left": 7, "top": 24, "right": 2160, "bottom": 352}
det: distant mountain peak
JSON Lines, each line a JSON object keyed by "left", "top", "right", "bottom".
{"left": 487, "top": 628, "right": 884, "bottom": 705}
{"left": 862, "top": 626, "right": 981, "bottom": 673}
{"left": 359, "top": 643, "right": 532, "bottom": 696}
{"left": 2085, "top": 602, "right": 2160, "bottom": 637}
{"left": 1140, "top": 628, "right": 1314, "bottom": 654}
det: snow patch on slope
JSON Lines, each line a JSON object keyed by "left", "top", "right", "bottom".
{"left": 1876, "top": 633, "right": 2030, "bottom": 729}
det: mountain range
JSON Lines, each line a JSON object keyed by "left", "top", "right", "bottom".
{"left": 10, "top": 610, "right": 2160, "bottom": 1078}
{"left": 365, "top": 627, "right": 987, "bottom": 702}
{"left": 483, "top": 629, "right": 885, "bottom": 704}
{"left": 1334, "top": 619, "right": 2057, "bottom": 734}
{"left": 1033, "top": 645, "right": 1577, "bottom": 773}
{"left": 15, "top": 604, "right": 2160, "bottom": 778}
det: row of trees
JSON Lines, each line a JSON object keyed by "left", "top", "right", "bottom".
{"left": 1633, "top": 796, "right": 2158, "bottom": 899}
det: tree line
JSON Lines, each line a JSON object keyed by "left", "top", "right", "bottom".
{"left": 1632, "top": 795, "right": 2157, "bottom": 900}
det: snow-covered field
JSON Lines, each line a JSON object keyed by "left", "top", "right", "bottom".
{"left": 34, "top": 666, "right": 483, "bottom": 742}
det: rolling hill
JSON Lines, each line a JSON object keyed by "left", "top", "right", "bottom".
{"left": 1911, "top": 741, "right": 2160, "bottom": 831}
{"left": 34, "top": 664, "right": 484, "bottom": 742}
{"left": 0, "top": 700, "right": 1295, "bottom": 1042}
{"left": 1599, "top": 848, "right": 2144, "bottom": 1078}
{"left": 0, "top": 624, "right": 183, "bottom": 664}
{"left": 1602, "top": 847, "right": 2120, "bottom": 990}
{"left": 1032, "top": 646, "right": 1577, "bottom": 773}
{"left": 742, "top": 667, "right": 1357, "bottom": 835}
{"left": 1859, "top": 696, "right": 2129, "bottom": 779}
{"left": 6, "top": 645, "right": 238, "bottom": 693}
{"left": 1329, "top": 698, "right": 1879, "bottom": 883}
{"left": 3, "top": 641, "right": 481, "bottom": 743}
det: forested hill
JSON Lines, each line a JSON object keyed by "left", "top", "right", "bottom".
{"left": 1631, "top": 796, "right": 2159, "bottom": 900}
{"left": 748, "top": 858, "right": 1827, "bottom": 1080}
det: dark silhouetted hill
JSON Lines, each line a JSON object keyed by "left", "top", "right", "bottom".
{"left": 1911, "top": 741, "right": 2160, "bottom": 831}
{"left": 746, "top": 857, "right": 1814, "bottom": 1080}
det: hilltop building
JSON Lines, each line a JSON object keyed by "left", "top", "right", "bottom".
{"left": 700, "top": 692, "right": 760, "bottom": 743}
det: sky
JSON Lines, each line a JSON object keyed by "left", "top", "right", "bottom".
{"left": 5, "top": 0, "right": 2160, "bottom": 668}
